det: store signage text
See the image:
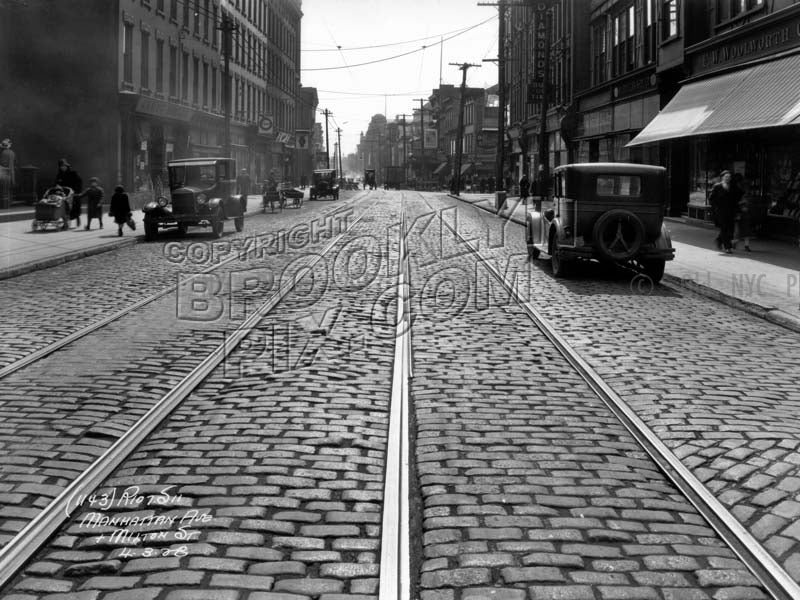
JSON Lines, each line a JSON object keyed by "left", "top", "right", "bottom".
{"left": 693, "top": 19, "right": 800, "bottom": 73}
{"left": 135, "top": 97, "right": 194, "bottom": 122}
{"left": 527, "top": 3, "right": 551, "bottom": 106}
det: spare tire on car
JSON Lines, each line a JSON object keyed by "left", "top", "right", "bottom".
{"left": 592, "top": 209, "right": 645, "bottom": 261}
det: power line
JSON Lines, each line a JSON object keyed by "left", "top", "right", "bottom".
{"left": 301, "top": 17, "right": 496, "bottom": 72}
{"left": 301, "top": 17, "right": 496, "bottom": 52}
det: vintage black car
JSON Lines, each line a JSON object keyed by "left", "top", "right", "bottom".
{"left": 309, "top": 169, "right": 339, "bottom": 200}
{"left": 525, "top": 163, "right": 675, "bottom": 282}
{"left": 142, "top": 157, "right": 246, "bottom": 241}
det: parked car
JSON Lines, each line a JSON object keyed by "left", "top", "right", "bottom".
{"left": 310, "top": 169, "right": 339, "bottom": 200}
{"left": 525, "top": 163, "right": 675, "bottom": 282}
{"left": 142, "top": 158, "right": 246, "bottom": 241}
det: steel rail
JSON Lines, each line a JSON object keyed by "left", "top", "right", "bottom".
{"left": 0, "top": 198, "right": 364, "bottom": 381}
{"left": 0, "top": 207, "right": 369, "bottom": 586}
{"left": 379, "top": 201, "right": 413, "bottom": 600}
{"left": 442, "top": 214, "right": 800, "bottom": 600}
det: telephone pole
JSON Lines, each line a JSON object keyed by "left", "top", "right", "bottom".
{"left": 413, "top": 98, "right": 426, "bottom": 184}
{"left": 323, "top": 109, "right": 332, "bottom": 168}
{"left": 450, "top": 62, "right": 481, "bottom": 196}
{"left": 398, "top": 113, "right": 410, "bottom": 185}
{"left": 219, "top": 14, "right": 237, "bottom": 158}
{"left": 336, "top": 127, "right": 343, "bottom": 180}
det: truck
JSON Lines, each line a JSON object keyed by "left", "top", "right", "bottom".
{"left": 383, "top": 166, "right": 405, "bottom": 190}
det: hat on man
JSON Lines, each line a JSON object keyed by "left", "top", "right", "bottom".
{"left": 0, "top": 139, "right": 11, "bottom": 149}
{"left": 58, "top": 158, "right": 70, "bottom": 167}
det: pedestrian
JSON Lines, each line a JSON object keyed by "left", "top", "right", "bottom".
{"left": 0, "top": 138, "right": 17, "bottom": 207}
{"left": 55, "top": 158, "right": 83, "bottom": 228}
{"left": 487, "top": 175, "right": 495, "bottom": 193}
{"left": 236, "top": 168, "right": 251, "bottom": 196}
{"left": 709, "top": 170, "right": 742, "bottom": 253}
{"left": 109, "top": 184, "right": 133, "bottom": 237}
{"left": 504, "top": 174, "right": 512, "bottom": 193}
{"left": 519, "top": 173, "right": 530, "bottom": 204}
{"left": 732, "top": 173, "right": 752, "bottom": 252}
{"left": 479, "top": 177, "right": 487, "bottom": 194}
{"left": 75, "top": 177, "right": 104, "bottom": 230}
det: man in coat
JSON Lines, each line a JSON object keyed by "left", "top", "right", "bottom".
{"left": 0, "top": 138, "right": 16, "bottom": 207}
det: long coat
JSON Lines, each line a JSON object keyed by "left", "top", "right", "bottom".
{"left": 110, "top": 191, "right": 131, "bottom": 225}
{"left": 709, "top": 182, "right": 742, "bottom": 227}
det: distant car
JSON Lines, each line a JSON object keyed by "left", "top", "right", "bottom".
{"left": 310, "top": 169, "right": 339, "bottom": 200}
{"left": 525, "top": 163, "right": 675, "bottom": 282}
{"left": 142, "top": 157, "right": 245, "bottom": 241}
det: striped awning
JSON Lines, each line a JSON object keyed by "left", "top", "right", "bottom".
{"left": 433, "top": 162, "right": 449, "bottom": 175}
{"left": 628, "top": 53, "right": 800, "bottom": 146}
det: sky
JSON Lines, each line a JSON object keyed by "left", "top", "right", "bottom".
{"left": 299, "top": 0, "right": 501, "bottom": 157}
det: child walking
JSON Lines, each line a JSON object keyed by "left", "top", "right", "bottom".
{"left": 76, "top": 177, "right": 104, "bottom": 230}
{"left": 109, "top": 185, "right": 133, "bottom": 236}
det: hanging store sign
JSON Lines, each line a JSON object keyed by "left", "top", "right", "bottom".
{"left": 295, "top": 130, "right": 310, "bottom": 150}
{"left": 258, "top": 115, "right": 274, "bottom": 135}
{"left": 423, "top": 128, "right": 438, "bottom": 149}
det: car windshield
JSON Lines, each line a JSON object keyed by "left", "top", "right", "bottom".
{"left": 169, "top": 164, "right": 217, "bottom": 190}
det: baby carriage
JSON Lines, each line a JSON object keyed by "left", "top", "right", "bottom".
{"left": 32, "top": 186, "right": 73, "bottom": 231}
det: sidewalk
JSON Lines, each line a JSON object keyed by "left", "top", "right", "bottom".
{"left": 454, "top": 192, "right": 800, "bottom": 334}
{"left": 0, "top": 194, "right": 269, "bottom": 280}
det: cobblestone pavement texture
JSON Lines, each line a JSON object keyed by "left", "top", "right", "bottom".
{"left": 0, "top": 196, "right": 362, "bottom": 548}
{"left": 0, "top": 195, "right": 361, "bottom": 370}
{"left": 0, "top": 190, "right": 795, "bottom": 599}
{"left": 421, "top": 192, "right": 800, "bottom": 584}
{"left": 1, "top": 194, "right": 400, "bottom": 598}
{"left": 405, "top": 193, "right": 769, "bottom": 600}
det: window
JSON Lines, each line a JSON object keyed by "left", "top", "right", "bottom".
{"left": 193, "top": 0, "right": 200, "bottom": 35}
{"left": 591, "top": 20, "right": 608, "bottom": 85}
{"left": 596, "top": 175, "right": 641, "bottom": 196}
{"left": 662, "top": 0, "right": 678, "bottom": 39}
{"left": 717, "top": 0, "right": 764, "bottom": 23}
{"left": 183, "top": 0, "right": 190, "bottom": 28}
{"left": 203, "top": 62, "right": 208, "bottom": 107}
{"left": 157, "top": 0, "right": 164, "bottom": 13}
{"left": 156, "top": 39, "right": 164, "bottom": 93}
{"left": 192, "top": 57, "right": 199, "bottom": 104}
{"left": 141, "top": 31, "right": 150, "bottom": 90}
{"left": 181, "top": 51, "right": 189, "bottom": 100}
{"left": 169, "top": 45, "right": 177, "bottom": 97}
{"left": 212, "top": 66, "right": 218, "bottom": 109}
{"left": 123, "top": 23, "right": 133, "bottom": 83}
{"left": 170, "top": 0, "right": 177, "bottom": 22}
{"left": 203, "top": 0, "right": 209, "bottom": 38}
{"left": 643, "top": 0, "right": 657, "bottom": 64}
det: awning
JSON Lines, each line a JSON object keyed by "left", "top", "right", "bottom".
{"left": 433, "top": 162, "right": 448, "bottom": 175}
{"left": 460, "top": 162, "right": 474, "bottom": 176}
{"left": 628, "top": 53, "right": 800, "bottom": 146}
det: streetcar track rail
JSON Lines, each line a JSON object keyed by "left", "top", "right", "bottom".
{"left": 0, "top": 196, "right": 365, "bottom": 381}
{"left": 379, "top": 200, "right": 412, "bottom": 600}
{"left": 0, "top": 205, "right": 371, "bottom": 586}
{"left": 424, "top": 192, "right": 800, "bottom": 600}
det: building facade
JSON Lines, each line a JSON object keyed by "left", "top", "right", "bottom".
{"left": 0, "top": 0, "right": 302, "bottom": 200}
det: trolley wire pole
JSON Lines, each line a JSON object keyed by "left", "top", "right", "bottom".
{"left": 323, "top": 109, "right": 332, "bottom": 169}
{"left": 450, "top": 62, "right": 481, "bottom": 196}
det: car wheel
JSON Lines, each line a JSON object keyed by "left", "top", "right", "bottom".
{"left": 31, "top": 220, "right": 38, "bottom": 231}
{"left": 144, "top": 216, "right": 158, "bottom": 241}
{"left": 593, "top": 209, "right": 645, "bottom": 261}
{"left": 234, "top": 215, "right": 244, "bottom": 232}
{"left": 641, "top": 258, "right": 666, "bottom": 284}
{"left": 212, "top": 210, "right": 224, "bottom": 238}
{"left": 550, "top": 234, "right": 569, "bottom": 278}
{"left": 176, "top": 223, "right": 188, "bottom": 236}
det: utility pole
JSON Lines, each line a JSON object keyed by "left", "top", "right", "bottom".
{"left": 413, "top": 98, "right": 426, "bottom": 185}
{"left": 219, "top": 13, "right": 236, "bottom": 159}
{"left": 336, "top": 127, "right": 343, "bottom": 180}
{"left": 398, "top": 113, "right": 410, "bottom": 185}
{"left": 450, "top": 62, "right": 481, "bottom": 196}
{"left": 322, "top": 109, "right": 332, "bottom": 169}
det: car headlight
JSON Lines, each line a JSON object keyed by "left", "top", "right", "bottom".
{"left": 197, "top": 194, "right": 208, "bottom": 204}
{"left": 157, "top": 196, "right": 169, "bottom": 207}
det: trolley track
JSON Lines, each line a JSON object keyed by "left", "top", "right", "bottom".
{"left": 410, "top": 191, "right": 799, "bottom": 600}
{"left": 0, "top": 193, "right": 367, "bottom": 378}
{"left": 0, "top": 198, "right": 379, "bottom": 586}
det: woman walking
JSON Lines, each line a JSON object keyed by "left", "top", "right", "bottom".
{"left": 109, "top": 185, "right": 133, "bottom": 237}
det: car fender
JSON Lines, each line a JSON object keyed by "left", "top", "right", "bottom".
{"left": 547, "top": 219, "right": 568, "bottom": 253}
{"left": 208, "top": 197, "right": 224, "bottom": 215}
{"left": 653, "top": 223, "right": 672, "bottom": 250}
{"left": 224, "top": 194, "right": 244, "bottom": 215}
{"left": 526, "top": 211, "right": 544, "bottom": 246}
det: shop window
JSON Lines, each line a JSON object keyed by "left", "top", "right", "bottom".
{"left": 192, "top": 57, "right": 199, "bottom": 105}
{"left": 662, "top": 0, "right": 679, "bottom": 40}
{"left": 181, "top": 51, "right": 189, "bottom": 101}
{"left": 643, "top": 0, "right": 657, "bottom": 64}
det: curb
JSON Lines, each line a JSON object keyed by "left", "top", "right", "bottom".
{"left": 0, "top": 204, "right": 266, "bottom": 281}
{"left": 449, "top": 193, "right": 800, "bottom": 335}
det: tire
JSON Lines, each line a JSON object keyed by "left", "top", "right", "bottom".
{"left": 144, "top": 216, "right": 158, "bottom": 241}
{"left": 526, "top": 224, "right": 540, "bottom": 259}
{"left": 211, "top": 210, "right": 224, "bottom": 238}
{"left": 592, "top": 209, "right": 645, "bottom": 261}
{"left": 550, "top": 234, "right": 569, "bottom": 278}
{"left": 641, "top": 258, "right": 666, "bottom": 284}
{"left": 234, "top": 215, "right": 244, "bottom": 232}
{"left": 176, "top": 222, "right": 188, "bottom": 237}
{"left": 31, "top": 220, "right": 38, "bottom": 231}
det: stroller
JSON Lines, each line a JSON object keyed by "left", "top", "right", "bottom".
{"left": 32, "top": 186, "right": 73, "bottom": 231}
